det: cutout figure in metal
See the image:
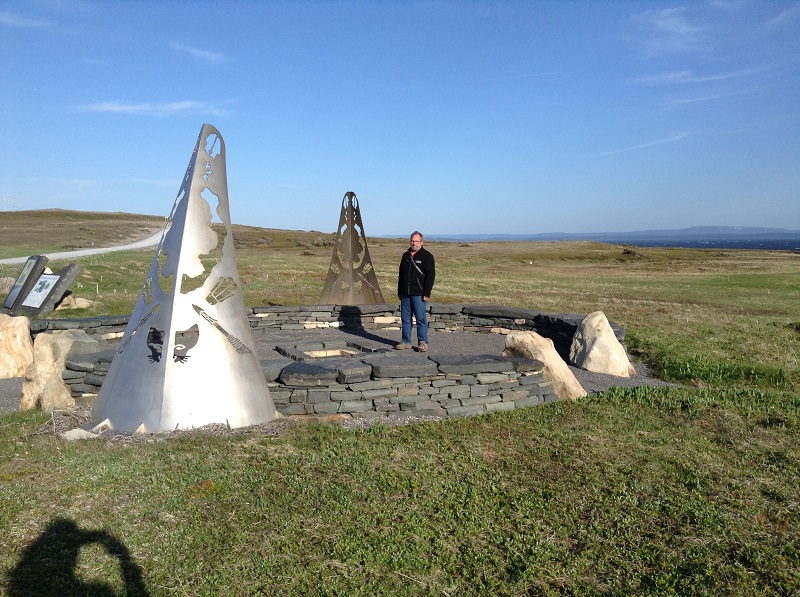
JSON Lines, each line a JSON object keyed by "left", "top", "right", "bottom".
{"left": 319, "top": 192, "right": 385, "bottom": 305}
{"left": 92, "top": 124, "right": 276, "bottom": 433}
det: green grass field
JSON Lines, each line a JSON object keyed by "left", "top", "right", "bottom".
{"left": 1, "top": 210, "right": 798, "bottom": 595}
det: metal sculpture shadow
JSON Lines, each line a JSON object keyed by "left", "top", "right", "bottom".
{"left": 319, "top": 192, "right": 385, "bottom": 305}
{"left": 92, "top": 124, "right": 276, "bottom": 433}
{"left": 6, "top": 517, "right": 149, "bottom": 596}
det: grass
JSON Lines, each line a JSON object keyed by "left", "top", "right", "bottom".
{"left": 1, "top": 210, "right": 799, "bottom": 594}
{"left": 2, "top": 388, "right": 798, "bottom": 595}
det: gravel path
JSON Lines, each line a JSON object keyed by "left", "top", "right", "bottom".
{"left": 0, "top": 328, "right": 673, "bottom": 417}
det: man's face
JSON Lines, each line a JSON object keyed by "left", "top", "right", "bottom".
{"left": 410, "top": 235, "right": 423, "bottom": 249}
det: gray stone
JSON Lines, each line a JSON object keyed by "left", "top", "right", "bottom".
{"left": 446, "top": 405, "right": 484, "bottom": 418}
{"left": 429, "top": 354, "right": 515, "bottom": 374}
{"left": 328, "top": 358, "right": 372, "bottom": 384}
{"left": 501, "top": 390, "right": 529, "bottom": 401}
{"left": 279, "top": 403, "right": 309, "bottom": 415}
{"left": 269, "top": 389, "right": 292, "bottom": 402}
{"left": 504, "top": 356, "right": 545, "bottom": 373}
{"left": 362, "top": 388, "right": 397, "bottom": 400}
{"left": 279, "top": 361, "right": 339, "bottom": 386}
{"left": 461, "top": 395, "right": 501, "bottom": 407}
{"left": 447, "top": 385, "right": 472, "bottom": 399}
{"left": 306, "top": 389, "right": 332, "bottom": 404}
{"left": 476, "top": 373, "right": 511, "bottom": 384}
{"left": 370, "top": 356, "right": 439, "bottom": 378}
{"left": 62, "top": 370, "right": 85, "bottom": 381}
{"left": 518, "top": 372, "right": 546, "bottom": 385}
{"left": 463, "top": 305, "right": 540, "bottom": 320}
{"left": 485, "top": 401, "right": 515, "bottom": 413}
{"left": 511, "top": 395, "right": 545, "bottom": 408}
{"left": 348, "top": 379, "right": 394, "bottom": 391}
{"left": 525, "top": 382, "right": 554, "bottom": 397}
{"left": 261, "top": 358, "right": 291, "bottom": 382}
{"left": 338, "top": 399, "right": 373, "bottom": 413}
{"left": 396, "top": 386, "right": 420, "bottom": 397}
{"left": 64, "top": 357, "right": 96, "bottom": 373}
{"left": 437, "top": 398, "right": 461, "bottom": 408}
{"left": 399, "top": 404, "right": 447, "bottom": 416}
{"left": 83, "top": 373, "right": 105, "bottom": 386}
{"left": 428, "top": 303, "right": 464, "bottom": 314}
{"left": 375, "top": 403, "right": 400, "bottom": 412}
{"left": 470, "top": 385, "right": 490, "bottom": 397}
{"left": 69, "top": 383, "right": 98, "bottom": 394}
{"left": 313, "top": 402, "right": 340, "bottom": 414}
{"left": 389, "top": 394, "right": 428, "bottom": 404}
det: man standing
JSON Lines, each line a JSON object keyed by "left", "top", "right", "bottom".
{"left": 396, "top": 231, "right": 435, "bottom": 352}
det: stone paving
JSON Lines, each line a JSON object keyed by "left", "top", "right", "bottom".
{"left": 0, "top": 326, "right": 673, "bottom": 417}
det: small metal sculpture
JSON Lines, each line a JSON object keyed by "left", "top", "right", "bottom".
{"left": 319, "top": 192, "right": 385, "bottom": 305}
{"left": 92, "top": 124, "right": 276, "bottom": 433}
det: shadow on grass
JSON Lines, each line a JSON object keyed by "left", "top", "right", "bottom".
{"left": 6, "top": 517, "right": 149, "bottom": 596}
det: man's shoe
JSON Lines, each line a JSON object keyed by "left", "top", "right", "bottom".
{"left": 418, "top": 341, "right": 428, "bottom": 352}
{"left": 395, "top": 342, "right": 412, "bottom": 350}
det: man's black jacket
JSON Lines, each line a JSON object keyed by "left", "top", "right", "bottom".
{"left": 398, "top": 246, "right": 435, "bottom": 297}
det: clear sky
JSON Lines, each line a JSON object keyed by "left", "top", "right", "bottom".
{"left": 2, "top": 1, "right": 799, "bottom": 236}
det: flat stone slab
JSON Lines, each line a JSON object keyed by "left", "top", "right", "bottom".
{"left": 503, "top": 356, "right": 545, "bottom": 373}
{"left": 261, "top": 358, "right": 292, "bottom": 382}
{"left": 428, "top": 354, "right": 515, "bottom": 374}
{"left": 367, "top": 355, "right": 439, "bottom": 378}
{"left": 336, "top": 303, "right": 398, "bottom": 315}
{"left": 65, "top": 349, "right": 117, "bottom": 372}
{"left": 463, "top": 305, "right": 540, "bottom": 320}
{"left": 279, "top": 361, "right": 340, "bottom": 386}
{"left": 317, "top": 357, "right": 372, "bottom": 384}
{"left": 428, "top": 303, "right": 464, "bottom": 314}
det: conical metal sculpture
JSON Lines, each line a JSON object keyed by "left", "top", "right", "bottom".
{"left": 92, "top": 124, "right": 276, "bottom": 433}
{"left": 319, "top": 192, "right": 385, "bottom": 305}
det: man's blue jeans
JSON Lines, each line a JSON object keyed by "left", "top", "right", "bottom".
{"left": 400, "top": 295, "right": 428, "bottom": 344}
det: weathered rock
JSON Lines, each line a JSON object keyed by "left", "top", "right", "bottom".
{"left": 569, "top": 311, "right": 635, "bottom": 377}
{"left": 20, "top": 330, "right": 100, "bottom": 411}
{"left": 56, "top": 295, "right": 99, "bottom": 310}
{"left": 0, "top": 314, "right": 34, "bottom": 378}
{"left": 503, "top": 331, "right": 586, "bottom": 401}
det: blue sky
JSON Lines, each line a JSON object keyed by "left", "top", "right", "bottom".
{"left": 1, "top": 1, "right": 799, "bottom": 236}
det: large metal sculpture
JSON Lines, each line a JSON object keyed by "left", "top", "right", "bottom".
{"left": 319, "top": 192, "right": 385, "bottom": 304}
{"left": 92, "top": 124, "right": 276, "bottom": 433}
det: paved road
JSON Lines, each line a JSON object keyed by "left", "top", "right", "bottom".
{"left": 0, "top": 228, "right": 166, "bottom": 265}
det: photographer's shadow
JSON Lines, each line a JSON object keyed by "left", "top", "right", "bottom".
{"left": 6, "top": 517, "right": 149, "bottom": 596}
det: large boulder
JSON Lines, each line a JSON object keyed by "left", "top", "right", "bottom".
{"left": 503, "top": 331, "right": 586, "bottom": 401}
{"left": 20, "top": 330, "right": 100, "bottom": 411}
{"left": 570, "top": 311, "right": 635, "bottom": 377}
{"left": 0, "top": 314, "right": 34, "bottom": 378}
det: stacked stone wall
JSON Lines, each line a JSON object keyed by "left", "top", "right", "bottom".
{"left": 27, "top": 304, "right": 626, "bottom": 421}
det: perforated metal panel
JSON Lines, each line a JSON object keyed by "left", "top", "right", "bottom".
{"left": 92, "top": 124, "right": 276, "bottom": 433}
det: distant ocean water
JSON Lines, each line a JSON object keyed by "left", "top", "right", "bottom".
{"left": 600, "top": 238, "right": 800, "bottom": 251}
{"left": 425, "top": 235, "right": 800, "bottom": 251}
